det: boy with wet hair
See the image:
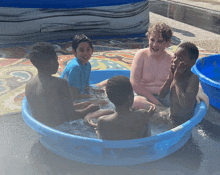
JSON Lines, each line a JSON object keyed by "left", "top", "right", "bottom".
{"left": 84, "top": 75, "right": 155, "bottom": 140}
{"left": 60, "top": 34, "right": 94, "bottom": 100}
{"left": 25, "top": 42, "right": 100, "bottom": 128}
{"left": 159, "top": 42, "right": 200, "bottom": 125}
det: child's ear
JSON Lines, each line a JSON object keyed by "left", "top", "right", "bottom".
{"left": 72, "top": 49, "right": 76, "bottom": 56}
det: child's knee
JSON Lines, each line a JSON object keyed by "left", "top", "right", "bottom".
{"left": 133, "top": 96, "right": 152, "bottom": 110}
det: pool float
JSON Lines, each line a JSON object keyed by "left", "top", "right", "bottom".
{"left": 192, "top": 54, "right": 220, "bottom": 109}
{"left": 22, "top": 69, "right": 207, "bottom": 166}
{"left": 0, "top": 0, "right": 149, "bottom": 45}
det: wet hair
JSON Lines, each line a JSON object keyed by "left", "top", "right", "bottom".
{"left": 146, "top": 22, "right": 173, "bottom": 42}
{"left": 106, "top": 75, "right": 133, "bottom": 106}
{"left": 178, "top": 42, "right": 199, "bottom": 61}
{"left": 72, "top": 34, "right": 93, "bottom": 52}
{"left": 29, "top": 42, "right": 57, "bottom": 69}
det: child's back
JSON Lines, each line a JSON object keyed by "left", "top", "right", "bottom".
{"left": 26, "top": 75, "right": 73, "bottom": 127}
{"left": 25, "top": 42, "right": 99, "bottom": 128}
{"left": 93, "top": 76, "right": 155, "bottom": 140}
{"left": 96, "top": 109, "right": 152, "bottom": 140}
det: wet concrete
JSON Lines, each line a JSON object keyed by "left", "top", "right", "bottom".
{"left": 0, "top": 105, "right": 220, "bottom": 175}
{"left": 149, "top": 0, "right": 220, "bottom": 34}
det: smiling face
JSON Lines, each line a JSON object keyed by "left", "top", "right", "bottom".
{"left": 172, "top": 47, "right": 194, "bottom": 74}
{"left": 148, "top": 33, "right": 170, "bottom": 57}
{"left": 72, "top": 42, "right": 93, "bottom": 66}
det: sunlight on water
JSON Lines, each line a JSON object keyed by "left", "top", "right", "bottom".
{"left": 56, "top": 86, "right": 171, "bottom": 139}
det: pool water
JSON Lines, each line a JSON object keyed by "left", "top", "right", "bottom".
{"left": 55, "top": 119, "right": 97, "bottom": 138}
{"left": 55, "top": 117, "right": 171, "bottom": 139}
{"left": 56, "top": 87, "right": 171, "bottom": 139}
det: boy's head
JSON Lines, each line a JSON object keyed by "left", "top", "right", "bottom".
{"left": 106, "top": 75, "right": 134, "bottom": 107}
{"left": 178, "top": 42, "right": 199, "bottom": 61}
{"left": 146, "top": 23, "right": 173, "bottom": 56}
{"left": 72, "top": 34, "right": 93, "bottom": 52}
{"left": 29, "top": 42, "right": 58, "bottom": 74}
{"left": 72, "top": 34, "right": 93, "bottom": 66}
{"left": 172, "top": 42, "right": 199, "bottom": 72}
{"left": 146, "top": 22, "right": 173, "bottom": 42}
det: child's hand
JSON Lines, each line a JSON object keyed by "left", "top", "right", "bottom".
{"left": 168, "top": 68, "right": 174, "bottom": 80}
{"left": 174, "top": 62, "right": 188, "bottom": 79}
{"left": 147, "top": 104, "right": 156, "bottom": 116}
{"left": 83, "top": 114, "right": 97, "bottom": 127}
{"left": 88, "top": 104, "right": 100, "bottom": 113}
{"left": 169, "top": 59, "right": 175, "bottom": 80}
{"left": 92, "top": 99, "right": 108, "bottom": 106}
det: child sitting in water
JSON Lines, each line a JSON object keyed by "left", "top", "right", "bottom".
{"left": 130, "top": 22, "right": 209, "bottom": 110}
{"left": 60, "top": 34, "right": 104, "bottom": 100}
{"left": 159, "top": 42, "right": 200, "bottom": 126}
{"left": 84, "top": 75, "right": 155, "bottom": 140}
{"left": 25, "top": 42, "right": 101, "bottom": 128}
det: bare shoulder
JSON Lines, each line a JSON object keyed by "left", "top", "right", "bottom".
{"left": 191, "top": 73, "right": 199, "bottom": 80}
{"left": 53, "top": 76, "right": 68, "bottom": 84}
{"left": 135, "top": 48, "right": 149, "bottom": 59}
{"left": 98, "top": 113, "right": 115, "bottom": 123}
{"left": 166, "top": 50, "right": 174, "bottom": 60}
{"left": 53, "top": 77, "right": 69, "bottom": 89}
{"left": 25, "top": 77, "right": 38, "bottom": 94}
{"left": 189, "top": 73, "right": 199, "bottom": 86}
{"left": 132, "top": 109, "right": 149, "bottom": 119}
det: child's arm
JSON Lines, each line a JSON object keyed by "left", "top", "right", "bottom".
{"left": 159, "top": 69, "right": 173, "bottom": 99}
{"left": 70, "top": 86, "right": 92, "bottom": 100}
{"left": 83, "top": 109, "right": 114, "bottom": 127}
{"left": 73, "top": 101, "right": 92, "bottom": 110}
{"left": 58, "top": 79, "right": 99, "bottom": 120}
{"left": 130, "top": 50, "right": 162, "bottom": 105}
{"left": 141, "top": 105, "right": 156, "bottom": 123}
{"left": 196, "top": 83, "right": 209, "bottom": 108}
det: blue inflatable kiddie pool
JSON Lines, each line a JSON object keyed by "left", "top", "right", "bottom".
{"left": 192, "top": 54, "right": 220, "bottom": 109}
{"left": 22, "top": 70, "right": 207, "bottom": 166}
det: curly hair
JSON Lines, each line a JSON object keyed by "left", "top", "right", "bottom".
{"left": 106, "top": 75, "right": 133, "bottom": 106}
{"left": 146, "top": 22, "right": 173, "bottom": 42}
{"left": 29, "top": 42, "right": 57, "bottom": 69}
{"left": 178, "top": 42, "right": 199, "bottom": 61}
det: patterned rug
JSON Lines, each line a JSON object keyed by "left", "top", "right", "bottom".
{"left": 0, "top": 37, "right": 215, "bottom": 116}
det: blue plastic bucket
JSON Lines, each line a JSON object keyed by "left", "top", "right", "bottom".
{"left": 22, "top": 70, "right": 207, "bottom": 166}
{"left": 192, "top": 54, "right": 220, "bottom": 109}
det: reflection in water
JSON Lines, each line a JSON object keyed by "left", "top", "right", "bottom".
{"left": 150, "top": 0, "right": 220, "bottom": 34}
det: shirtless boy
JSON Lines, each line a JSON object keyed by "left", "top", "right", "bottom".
{"left": 131, "top": 22, "right": 173, "bottom": 108}
{"left": 159, "top": 42, "right": 200, "bottom": 125}
{"left": 131, "top": 22, "right": 209, "bottom": 111}
{"left": 84, "top": 76, "right": 155, "bottom": 140}
{"left": 25, "top": 42, "right": 99, "bottom": 128}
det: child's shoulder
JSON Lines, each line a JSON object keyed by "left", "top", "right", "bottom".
{"left": 165, "top": 50, "right": 174, "bottom": 60}
{"left": 131, "top": 109, "right": 149, "bottom": 119}
{"left": 25, "top": 77, "right": 37, "bottom": 91}
{"left": 53, "top": 76, "right": 68, "bottom": 85}
{"left": 190, "top": 73, "right": 199, "bottom": 82}
{"left": 135, "top": 48, "right": 149, "bottom": 56}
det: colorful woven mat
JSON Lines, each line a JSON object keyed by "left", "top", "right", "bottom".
{"left": 0, "top": 38, "right": 215, "bottom": 116}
